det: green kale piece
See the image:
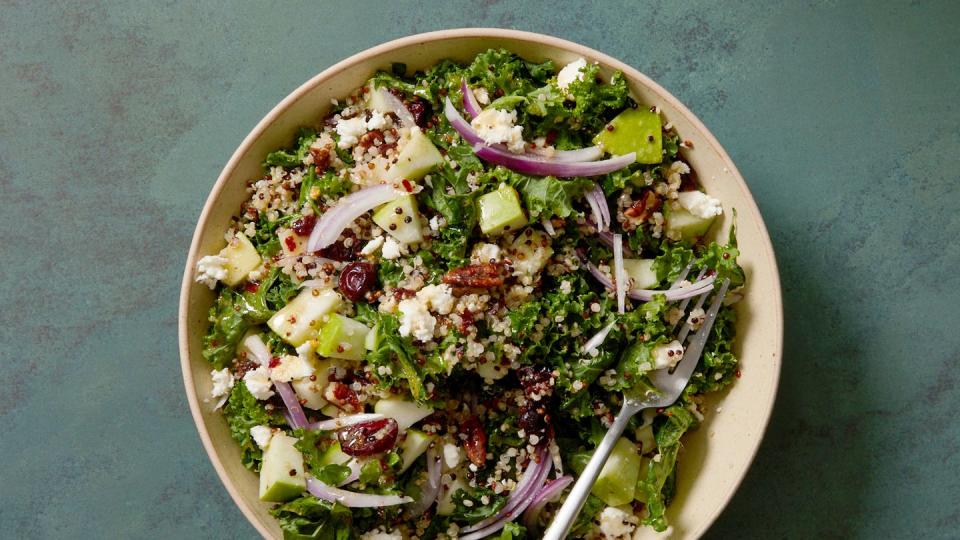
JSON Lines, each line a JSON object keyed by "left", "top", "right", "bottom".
{"left": 269, "top": 496, "right": 354, "bottom": 540}
{"left": 222, "top": 381, "right": 284, "bottom": 471}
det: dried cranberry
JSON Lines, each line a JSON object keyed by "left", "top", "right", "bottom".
{"left": 339, "top": 262, "right": 376, "bottom": 302}
{"left": 338, "top": 418, "right": 399, "bottom": 456}
{"left": 518, "top": 404, "right": 551, "bottom": 443}
{"left": 292, "top": 214, "right": 317, "bottom": 236}
{"left": 405, "top": 98, "right": 432, "bottom": 128}
{"left": 317, "top": 229, "right": 359, "bottom": 261}
{"left": 460, "top": 416, "right": 488, "bottom": 467}
{"left": 325, "top": 381, "right": 362, "bottom": 413}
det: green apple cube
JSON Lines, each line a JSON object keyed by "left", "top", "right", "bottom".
{"left": 437, "top": 476, "right": 469, "bottom": 516}
{"left": 316, "top": 315, "right": 371, "bottom": 361}
{"left": 267, "top": 289, "right": 342, "bottom": 347}
{"left": 372, "top": 194, "right": 424, "bottom": 244}
{"left": 385, "top": 128, "right": 444, "bottom": 183}
{"left": 259, "top": 433, "right": 306, "bottom": 502}
{"left": 592, "top": 436, "right": 641, "bottom": 506}
{"left": 665, "top": 205, "right": 717, "bottom": 243}
{"left": 219, "top": 233, "right": 262, "bottom": 286}
{"left": 374, "top": 398, "right": 434, "bottom": 430}
{"left": 318, "top": 441, "right": 352, "bottom": 467}
{"left": 478, "top": 184, "right": 528, "bottom": 236}
{"left": 593, "top": 108, "right": 663, "bottom": 164}
{"left": 398, "top": 429, "right": 434, "bottom": 473}
{"left": 622, "top": 259, "right": 659, "bottom": 290}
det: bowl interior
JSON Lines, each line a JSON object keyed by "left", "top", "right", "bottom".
{"left": 179, "top": 29, "right": 782, "bottom": 539}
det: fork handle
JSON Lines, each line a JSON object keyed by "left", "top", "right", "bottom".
{"left": 542, "top": 401, "right": 638, "bottom": 540}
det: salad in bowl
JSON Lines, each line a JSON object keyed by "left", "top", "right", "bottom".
{"left": 193, "top": 48, "right": 745, "bottom": 539}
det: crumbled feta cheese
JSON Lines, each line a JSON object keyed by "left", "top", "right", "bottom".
{"left": 686, "top": 307, "right": 706, "bottom": 330}
{"left": 470, "top": 108, "right": 525, "bottom": 153}
{"left": 270, "top": 354, "right": 314, "bottom": 383}
{"left": 677, "top": 190, "right": 723, "bottom": 219}
{"left": 381, "top": 237, "right": 403, "bottom": 260}
{"left": 443, "top": 443, "right": 463, "bottom": 469}
{"left": 336, "top": 116, "right": 367, "bottom": 149}
{"left": 243, "top": 366, "right": 275, "bottom": 400}
{"left": 250, "top": 425, "right": 274, "bottom": 449}
{"left": 195, "top": 255, "right": 229, "bottom": 289}
{"left": 598, "top": 506, "right": 637, "bottom": 539}
{"left": 359, "top": 530, "right": 402, "bottom": 540}
{"left": 470, "top": 243, "right": 501, "bottom": 264}
{"left": 429, "top": 215, "right": 444, "bottom": 232}
{"left": 360, "top": 236, "right": 385, "bottom": 256}
{"left": 652, "top": 340, "right": 685, "bottom": 370}
{"left": 398, "top": 297, "right": 436, "bottom": 342}
{"left": 473, "top": 86, "right": 490, "bottom": 105}
{"left": 417, "top": 284, "right": 456, "bottom": 315}
{"left": 559, "top": 280, "right": 573, "bottom": 294}
{"left": 557, "top": 58, "right": 588, "bottom": 90}
{"left": 366, "top": 110, "right": 387, "bottom": 130}
{"left": 210, "top": 368, "right": 234, "bottom": 399}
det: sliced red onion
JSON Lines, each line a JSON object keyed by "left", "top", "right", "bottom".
{"left": 460, "top": 78, "right": 482, "bottom": 118}
{"left": 242, "top": 334, "right": 271, "bottom": 366}
{"left": 444, "top": 97, "right": 484, "bottom": 145}
{"left": 522, "top": 475, "right": 574, "bottom": 530}
{"left": 473, "top": 143, "right": 635, "bottom": 178}
{"left": 528, "top": 145, "right": 603, "bottom": 162}
{"left": 589, "top": 184, "right": 611, "bottom": 231}
{"left": 306, "top": 413, "right": 386, "bottom": 431}
{"left": 305, "top": 184, "right": 401, "bottom": 252}
{"left": 405, "top": 444, "right": 442, "bottom": 517}
{"left": 585, "top": 191, "right": 604, "bottom": 232}
{"left": 461, "top": 447, "right": 551, "bottom": 538}
{"left": 541, "top": 218, "right": 556, "bottom": 236}
{"left": 582, "top": 321, "right": 616, "bottom": 354}
{"left": 593, "top": 228, "right": 636, "bottom": 258}
{"left": 585, "top": 260, "right": 717, "bottom": 302}
{"left": 305, "top": 477, "right": 412, "bottom": 507}
{"left": 374, "top": 87, "right": 416, "bottom": 128}
{"left": 275, "top": 381, "right": 308, "bottom": 429}
{"left": 613, "top": 233, "right": 626, "bottom": 314}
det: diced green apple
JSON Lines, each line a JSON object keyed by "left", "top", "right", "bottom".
{"left": 622, "top": 259, "right": 658, "bottom": 290}
{"left": 478, "top": 184, "right": 528, "bottom": 236}
{"left": 374, "top": 398, "right": 433, "bottom": 430}
{"left": 437, "top": 476, "right": 469, "bottom": 516}
{"left": 219, "top": 233, "right": 262, "bottom": 286}
{"left": 398, "top": 429, "right": 434, "bottom": 473}
{"left": 267, "top": 289, "right": 342, "bottom": 347}
{"left": 665, "top": 204, "right": 717, "bottom": 243}
{"left": 372, "top": 195, "right": 424, "bottom": 244}
{"left": 318, "top": 441, "right": 352, "bottom": 467}
{"left": 593, "top": 108, "right": 663, "bottom": 164}
{"left": 592, "top": 436, "right": 642, "bottom": 506}
{"left": 316, "top": 315, "right": 371, "bottom": 362}
{"left": 259, "top": 433, "right": 306, "bottom": 502}
{"left": 385, "top": 128, "right": 444, "bottom": 183}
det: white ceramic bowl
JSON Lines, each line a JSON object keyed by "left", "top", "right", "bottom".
{"left": 179, "top": 28, "right": 782, "bottom": 539}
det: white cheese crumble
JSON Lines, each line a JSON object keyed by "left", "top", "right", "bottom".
{"left": 686, "top": 306, "right": 706, "bottom": 330}
{"left": 473, "top": 86, "right": 490, "bottom": 105}
{"left": 360, "top": 236, "right": 385, "bottom": 256}
{"left": 442, "top": 443, "right": 463, "bottom": 469}
{"left": 250, "top": 425, "right": 274, "bottom": 450}
{"left": 417, "top": 284, "right": 456, "bottom": 315}
{"left": 358, "top": 531, "right": 402, "bottom": 540}
{"left": 652, "top": 339, "right": 685, "bottom": 370}
{"left": 210, "top": 368, "right": 234, "bottom": 399}
{"left": 397, "top": 297, "right": 436, "bottom": 342}
{"left": 677, "top": 190, "right": 723, "bottom": 219}
{"left": 557, "top": 58, "right": 588, "bottom": 90}
{"left": 366, "top": 110, "right": 387, "bottom": 130}
{"left": 336, "top": 116, "right": 367, "bottom": 149}
{"left": 381, "top": 236, "right": 403, "bottom": 260}
{"left": 270, "top": 354, "right": 314, "bottom": 383}
{"left": 598, "top": 506, "right": 638, "bottom": 539}
{"left": 195, "top": 255, "right": 229, "bottom": 289}
{"left": 243, "top": 366, "right": 275, "bottom": 400}
{"left": 470, "top": 243, "right": 501, "bottom": 264}
{"left": 470, "top": 108, "right": 525, "bottom": 153}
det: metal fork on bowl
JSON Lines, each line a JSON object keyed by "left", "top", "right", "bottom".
{"left": 542, "top": 276, "right": 732, "bottom": 540}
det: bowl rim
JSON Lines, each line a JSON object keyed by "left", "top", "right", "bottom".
{"left": 179, "top": 27, "right": 783, "bottom": 539}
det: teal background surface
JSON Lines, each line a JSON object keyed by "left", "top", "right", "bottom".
{"left": 2, "top": 1, "right": 958, "bottom": 538}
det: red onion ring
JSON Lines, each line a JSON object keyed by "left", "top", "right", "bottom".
{"left": 305, "top": 477, "right": 412, "bottom": 507}
{"left": 275, "top": 381, "right": 308, "bottom": 429}
{"left": 461, "top": 447, "right": 552, "bottom": 539}
{"left": 305, "top": 184, "right": 401, "bottom": 252}
{"left": 582, "top": 321, "right": 616, "bottom": 354}
{"left": 306, "top": 413, "right": 386, "bottom": 431}
{"left": 405, "top": 444, "right": 442, "bottom": 517}
{"left": 460, "top": 78, "right": 482, "bottom": 118}
{"left": 522, "top": 475, "right": 574, "bottom": 530}
{"left": 585, "top": 260, "right": 717, "bottom": 301}
{"left": 588, "top": 183, "right": 611, "bottom": 230}
{"left": 613, "top": 233, "right": 626, "bottom": 314}
{"left": 473, "top": 143, "right": 635, "bottom": 178}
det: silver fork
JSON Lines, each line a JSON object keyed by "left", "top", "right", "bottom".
{"left": 542, "top": 277, "right": 731, "bottom": 540}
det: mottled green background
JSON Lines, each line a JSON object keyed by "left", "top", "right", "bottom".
{"left": 2, "top": 1, "right": 958, "bottom": 538}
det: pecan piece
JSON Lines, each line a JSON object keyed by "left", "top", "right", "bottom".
{"left": 460, "top": 416, "right": 488, "bottom": 467}
{"left": 624, "top": 189, "right": 662, "bottom": 222}
{"left": 309, "top": 146, "right": 331, "bottom": 171}
{"left": 443, "top": 263, "right": 505, "bottom": 288}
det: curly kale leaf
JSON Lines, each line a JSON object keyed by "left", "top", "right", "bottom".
{"left": 202, "top": 289, "right": 251, "bottom": 369}
{"left": 264, "top": 127, "right": 317, "bottom": 168}
{"left": 223, "top": 381, "right": 285, "bottom": 471}
{"left": 269, "top": 496, "right": 354, "bottom": 540}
